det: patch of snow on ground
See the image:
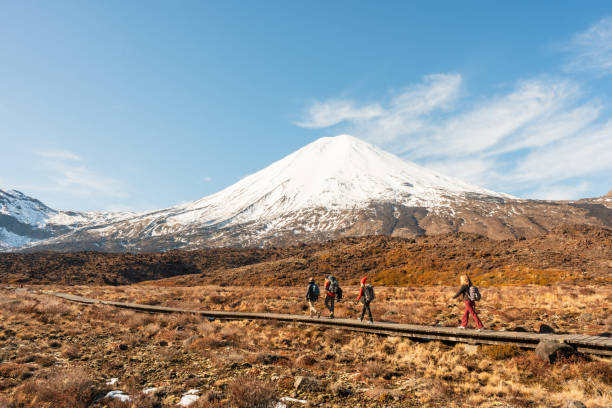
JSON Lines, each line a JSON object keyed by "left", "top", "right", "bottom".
{"left": 105, "top": 390, "right": 131, "bottom": 402}
{"left": 177, "top": 389, "right": 200, "bottom": 407}
{"left": 105, "top": 378, "right": 119, "bottom": 386}
{"left": 280, "top": 396, "right": 307, "bottom": 404}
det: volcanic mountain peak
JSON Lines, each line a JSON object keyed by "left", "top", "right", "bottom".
{"left": 155, "top": 135, "right": 511, "bottom": 227}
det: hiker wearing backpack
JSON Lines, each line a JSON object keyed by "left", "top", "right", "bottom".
{"left": 306, "top": 278, "right": 321, "bottom": 318}
{"left": 450, "top": 274, "right": 483, "bottom": 330}
{"left": 324, "top": 275, "right": 340, "bottom": 318}
{"left": 355, "top": 276, "right": 374, "bottom": 323}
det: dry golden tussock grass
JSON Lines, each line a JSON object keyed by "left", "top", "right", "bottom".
{"left": 0, "top": 285, "right": 609, "bottom": 407}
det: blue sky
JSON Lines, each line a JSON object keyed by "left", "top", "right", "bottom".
{"left": 1, "top": 2, "right": 611, "bottom": 211}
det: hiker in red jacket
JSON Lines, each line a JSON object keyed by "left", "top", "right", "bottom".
{"left": 450, "top": 274, "right": 483, "bottom": 330}
{"left": 355, "top": 276, "right": 374, "bottom": 323}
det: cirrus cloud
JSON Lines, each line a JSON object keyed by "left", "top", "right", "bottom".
{"left": 294, "top": 74, "right": 611, "bottom": 199}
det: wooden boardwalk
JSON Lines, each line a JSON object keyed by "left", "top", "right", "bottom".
{"left": 47, "top": 291, "right": 612, "bottom": 356}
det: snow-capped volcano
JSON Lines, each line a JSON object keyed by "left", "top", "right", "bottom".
{"left": 5, "top": 135, "right": 610, "bottom": 252}
{"left": 158, "top": 134, "right": 509, "bottom": 228}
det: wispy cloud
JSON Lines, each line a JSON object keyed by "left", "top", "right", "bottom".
{"left": 48, "top": 164, "right": 126, "bottom": 198}
{"left": 530, "top": 182, "right": 592, "bottom": 201}
{"left": 35, "top": 150, "right": 82, "bottom": 161}
{"left": 513, "top": 119, "right": 612, "bottom": 183}
{"left": 22, "top": 150, "right": 127, "bottom": 200}
{"left": 202, "top": 176, "right": 212, "bottom": 182}
{"left": 294, "top": 99, "right": 384, "bottom": 128}
{"left": 295, "top": 74, "right": 611, "bottom": 198}
{"left": 565, "top": 16, "right": 612, "bottom": 75}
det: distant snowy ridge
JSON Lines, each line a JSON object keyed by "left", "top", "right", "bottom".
{"left": 0, "top": 188, "right": 132, "bottom": 249}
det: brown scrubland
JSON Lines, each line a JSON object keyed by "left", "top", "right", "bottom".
{"left": 0, "top": 225, "right": 610, "bottom": 407}
{"left": 0, "top": 283, "right": 610, "bottom": 407}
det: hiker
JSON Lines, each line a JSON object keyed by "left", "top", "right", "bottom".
{"left": 355, "top": 276, "right": 374, "bottom": 323}
{"left": 324, "top": 275, "right": 341, "bottom": 318}
{"left": 305, "top": 278, "right": 321, "bottom": 318}
{"left": 450, "top": 274, "right": 483, "bottom": 330}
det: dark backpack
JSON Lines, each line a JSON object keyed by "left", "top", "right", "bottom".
{"left": 328, "top": 276, "right": 339, "bottom": 294}
{"left": 308, "top": 283, "right": 320, "bottom": 301}
{"left": 468, "top": 285, "right": 481, "bottom": 302}
{"left": 336, "top": 286, "right": 343, "bottom": 301}
{"left": 365, "top": 284, "right": 375, "bottom": 302}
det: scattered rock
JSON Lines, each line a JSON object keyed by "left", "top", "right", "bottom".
{"left": 566, "top": 401, "right": 586, "bottom": 408}
{"left": 142, "top": 387, "right": 158, "bottom": 395}
{"left": 329, "top": 381, "right": 351, "bottom": 397}
{"left": 182, "top": 335, "right": 198, "bottom": 348}
{"left": 295, "top": 355, "right": 317, "bottom": 366}
{"left": 535, "top": 340, "right": 575, "bottom": 363}
{"left": 254, "top": 353, "right": 287, "bottom": 365}
{"left": 462, "top": 344, "right": 479, "bottom": 354}
{"left": 158, "top": 340, "right": 168, "bottom": 347}
{"left": 294, "top": 376, "right": 322, "bottom": 392}
{"left": 538, "top": 324, "right": 555, "bottom": 334}
{"left": 118, "top": 343, "right": 128, "bottom": 351}
{"left": 229, "top": 362, "right": 252, "bottom": 370}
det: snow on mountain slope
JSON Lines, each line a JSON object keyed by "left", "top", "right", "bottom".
{"left": 135, "top": 135, "right": 512, "bottom": 229}
{"left": 14, "top": 135, "right": 517, "bottom": 251}
{"left": 0, "top": 189, "right": 132, "bottom": 249}
{"left": 11, "top": 135, "right": 612, "bottom": 252}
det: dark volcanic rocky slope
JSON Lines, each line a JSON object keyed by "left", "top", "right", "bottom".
{"left": 2, "top": 224, "right": 610, "bottom": 286}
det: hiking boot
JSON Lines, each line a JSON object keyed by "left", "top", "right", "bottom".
{"left": 358, "top": 317, "right": 363, "bottom": 322}
{"left": 368, "top": 320, "right": 374, "bottom": 324}
{"left": 476, "top": 328, "right": 483, "bottom": 332}
{"left": 457, "top": 326, "right": 466, "bottom": 329}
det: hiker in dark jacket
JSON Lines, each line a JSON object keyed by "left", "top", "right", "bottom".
{"left": 306, "top": 277, "right": 320, "bottom": 318}
{"left": 355, "top": 276, "right": 373, "bottom": 323}
{"left": 324, "top": 276, "right": 337, "bottom": 318}
{"left": 450, "top": 274, "right": 483, "bottom": 330}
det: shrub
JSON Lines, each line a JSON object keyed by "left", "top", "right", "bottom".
{"left": 481, "top": 344, "right": 521, "bottom": 360}
{"left": 0, "top": 363, "right": 34, "bottom": 380}
{"left": 228, "top": 376, "right": 276, "bottom": 408}
{"left": 12, "top": 367, "right": 98, "bottom": 408}
{"left": 61, "top": 345, "right": 82, "bottom": 360}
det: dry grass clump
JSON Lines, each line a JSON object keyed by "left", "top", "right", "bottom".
{"left": 0, "top": 286, "right": 609, "bottom": 407}
{"left": 61, "top": 344, "right": 82, "bottom": 360}
{"left": 12, "top": 367, "right": 98, "bottom": 408}
{"left": 0, "top": 363, "right": 35, "bottom": 380}
{"left": 481, "top": 344, "right": 521, "bottom": 360}
{"left": 227, "top": 376, "right": 276, "bottom": 408}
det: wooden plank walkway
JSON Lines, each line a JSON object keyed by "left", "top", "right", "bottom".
{"left": 41, "top": 291, "right": 612, "bottom": 356}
